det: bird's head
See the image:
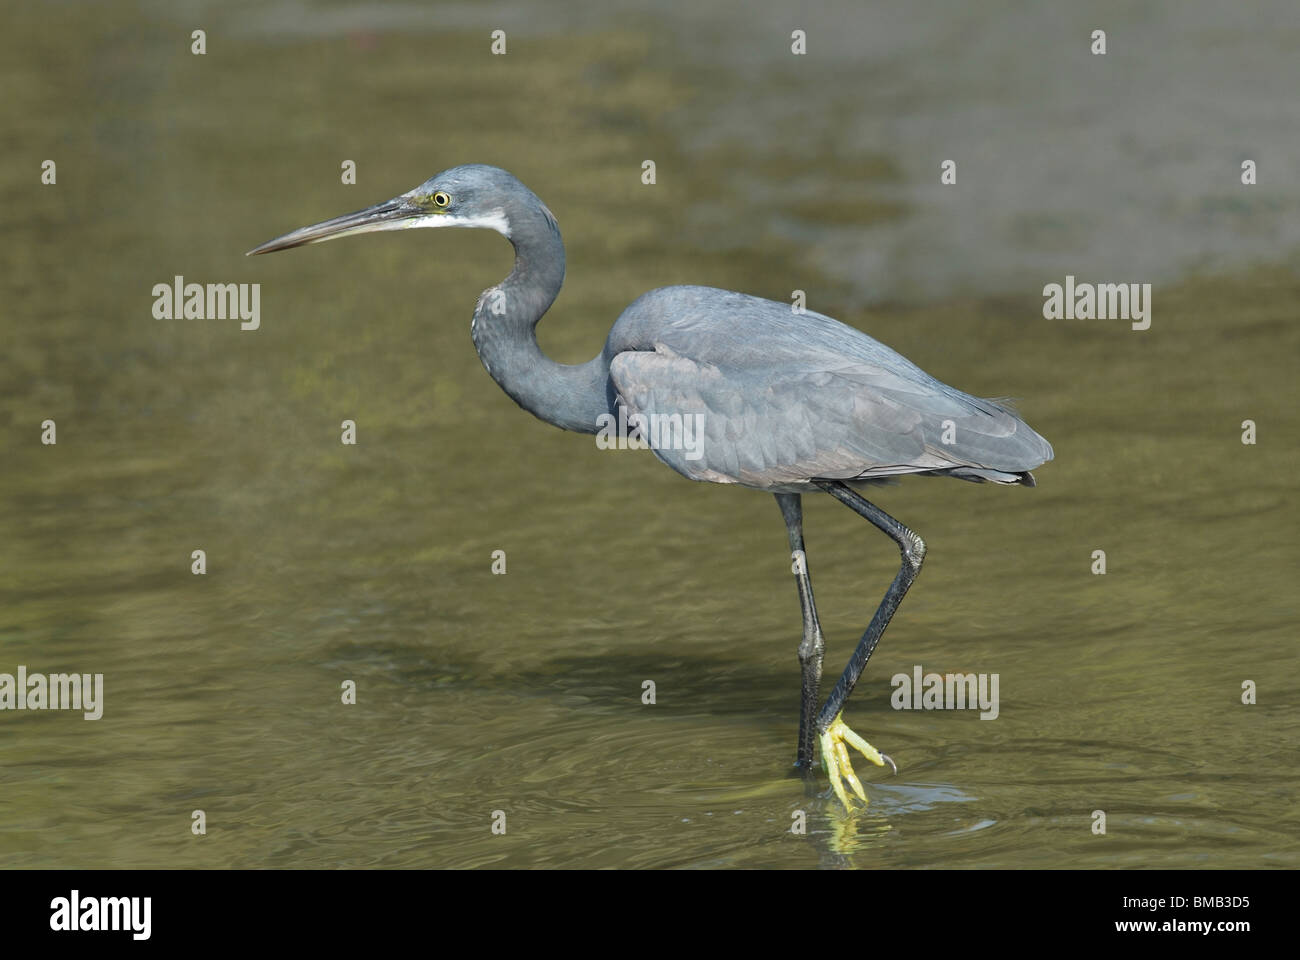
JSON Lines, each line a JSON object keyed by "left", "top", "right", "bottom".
{"left": 247, "top": 164, "right": 553, "bottom": 256}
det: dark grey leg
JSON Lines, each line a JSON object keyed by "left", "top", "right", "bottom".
{"left": 775, "top": 493, "right": 825, "bottom": 773}
{"left": 813, "top": 481, "right": 925, "bottom": 737}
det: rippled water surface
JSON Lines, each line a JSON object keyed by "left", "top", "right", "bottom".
{"left": 2, "top": 1, "right": 1297, "bottom": 868}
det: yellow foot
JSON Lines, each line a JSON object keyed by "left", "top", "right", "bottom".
{"left": 819, "top": 712, "right": 897, "bottom": 811}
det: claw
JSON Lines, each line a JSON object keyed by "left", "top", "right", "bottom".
{"left": 834, "top": 738, "right": 867, "bottom": 803}
{"left": 819, "top": 712, "right": 894, "bottom": 812}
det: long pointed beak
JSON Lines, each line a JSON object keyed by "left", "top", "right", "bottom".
{"left": 246, "top": 194, "right": 428, "bottom": 256}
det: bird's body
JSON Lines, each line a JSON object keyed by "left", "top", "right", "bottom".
{"left": 251, "top": 164, "right": 1053, "bottom": 811}
{"left": 601, "top": 285, "right": 1048, "bottom": 490}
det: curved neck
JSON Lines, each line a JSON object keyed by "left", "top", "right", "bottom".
{"left": 470, "top": 207, "right": 611, "bottom": 434}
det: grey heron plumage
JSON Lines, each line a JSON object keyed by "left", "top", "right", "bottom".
{"left": 250, "top": 164, "right": 1053, "bottom": 810}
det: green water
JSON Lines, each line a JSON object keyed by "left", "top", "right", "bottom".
{"left": 1, "top": 3, "right": 1297, "bottom": 868}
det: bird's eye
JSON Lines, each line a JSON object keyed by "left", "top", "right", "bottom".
{"left": 432, "top": 191, "right": 451, "bottom": 208}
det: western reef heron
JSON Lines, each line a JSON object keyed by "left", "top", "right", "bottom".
{"left": 249, "top": 164, "right": 1053, "bottom": 811}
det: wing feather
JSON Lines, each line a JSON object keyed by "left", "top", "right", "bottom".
{"left": 605, "top": 287, "right": 1053, "bottom": 488}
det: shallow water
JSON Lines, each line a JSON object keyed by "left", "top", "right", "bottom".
{"left": 1, "top": 1, "right": 1297, "bottom": 868}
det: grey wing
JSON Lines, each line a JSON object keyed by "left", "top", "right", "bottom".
{"left": 607, "top": 290, "right": 1053, "bottom": 490}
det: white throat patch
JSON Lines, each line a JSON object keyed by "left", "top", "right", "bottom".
{"left": 405, "top": 207, "right": 512, "bottom": 239}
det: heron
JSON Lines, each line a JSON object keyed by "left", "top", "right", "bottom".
{"left": 248, "top": 164, "right": 1053, "bottom": 811}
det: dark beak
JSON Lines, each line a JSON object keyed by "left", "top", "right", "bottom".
{"left": 246, "top": 194, "right": 427, "bottom": 256}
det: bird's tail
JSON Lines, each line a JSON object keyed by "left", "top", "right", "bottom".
{"left": 936, "top": 467, "right": 1036, "bottom": 485}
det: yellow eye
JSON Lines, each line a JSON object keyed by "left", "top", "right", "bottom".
{"left": 432, "top": 191, "right": 451, "bottom": 208}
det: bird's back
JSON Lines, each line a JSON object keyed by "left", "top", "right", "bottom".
{"left": 605, "top": 285, "right": 1053, "bottom": 490}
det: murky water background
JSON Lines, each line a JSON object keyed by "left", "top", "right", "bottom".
{"left": 1, "top": 1, "right": 1297, "bottom": 868}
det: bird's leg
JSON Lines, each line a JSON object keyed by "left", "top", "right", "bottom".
{"left": 775, "top": 493, "right": 826, "bottom": 775}
{"left": 811, "top": 480, "right": 926, "bottom": 811}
